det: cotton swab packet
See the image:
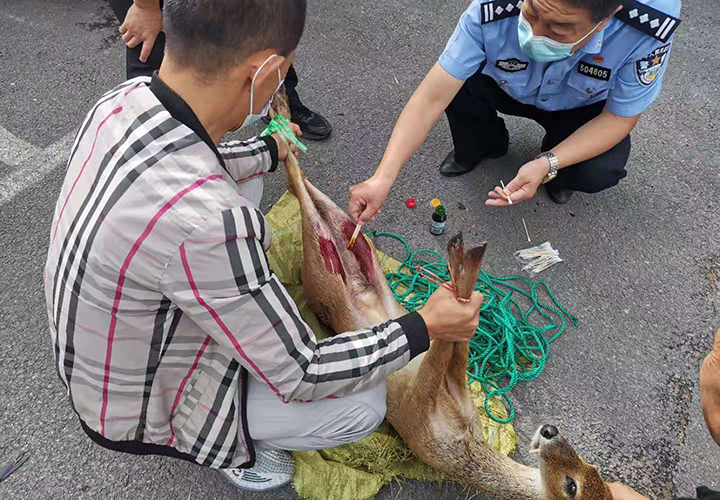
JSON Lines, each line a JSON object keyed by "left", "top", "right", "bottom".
{"left": 515, "top": 242, "right": 563, "bottom": 274}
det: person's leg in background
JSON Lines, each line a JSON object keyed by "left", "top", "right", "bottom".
{"left": 538, "top": 102, "right": 631, "bottom": 204}
{"left": 109, "top": 2, "right": 331, "bottom": 139}
{"left": 107, "top": 0, "right": 165, "bottom": 80}
{"left": 221, "top": 375, "right": 386, "bottom": 492}
{"left": 284, "top": 64, "right": 333, "bottom": 141}
{"left": 443, "top": 69, "right": 629, "bottom": 203}
{"left": 442, "top": 70, "right": 542, "bottom": 177}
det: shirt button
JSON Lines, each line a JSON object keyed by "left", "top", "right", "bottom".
{"left": 586, "top": 88, "right": 594, "bottom": 94}
{"left": 499, "top": 80, "right": 507, "bottom": 85}
{"left": 548, "top": 80, "right": 556, "bottom": 85}
{"left": 541, "top": 97, "right": 549, "bottom": 102}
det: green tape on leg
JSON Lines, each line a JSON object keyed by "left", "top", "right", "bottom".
{"left": 260, "top": 115, "right": 308, "bottom": 153}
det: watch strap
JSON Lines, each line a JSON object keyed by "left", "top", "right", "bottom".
{"left": 537, "top": 152, "right": 559, "bottom": 184}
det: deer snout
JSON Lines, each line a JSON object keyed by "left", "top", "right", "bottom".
{"left": 541, "top": 424, "right": 559, "bottom": 439}
{"left": 529, "top": 424, "right": 560, "bottom": 454}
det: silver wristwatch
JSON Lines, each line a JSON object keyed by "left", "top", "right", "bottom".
{"left": 536, "top": 152, "right": 559, "bottom": 184}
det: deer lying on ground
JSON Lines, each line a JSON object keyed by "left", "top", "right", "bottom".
{"left": 272, "top": 91, "right": 614, "bottom": 500}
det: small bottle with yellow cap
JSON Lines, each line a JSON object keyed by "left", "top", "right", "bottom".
{"left": 430, "top": 199, "right": 446, "bottom": 235}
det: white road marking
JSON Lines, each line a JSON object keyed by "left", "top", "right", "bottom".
{"left": 0, "top": 126, "right": 74, "bottom": 206}
{"left": 0, "top": 126, "right": 38, "bottom": 167}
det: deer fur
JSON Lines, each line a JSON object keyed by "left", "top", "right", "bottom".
{"left": 271, "top": 89, "right": 614, "bottom": 500}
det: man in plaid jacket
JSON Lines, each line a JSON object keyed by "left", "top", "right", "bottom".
{"left": 44, "top": 0, "right": 483, "bottom": 491}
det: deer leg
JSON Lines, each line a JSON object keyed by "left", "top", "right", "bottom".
{"left": 303, "top": 178, "right": 383, "bottom": 291}
{"left": 448, "top": 341, "right": 470, "bottom": 386}
{"left": 407, "top": 340, "right": 455, "bottom": 407}
{"left": 271, "top": 87, "right": 292, "bottom": 120}
{"left": 443, "top": 235, "right": 487, "bottom": 415}
{"left": 447, "top": 341, "right": 475, "bottom": 420}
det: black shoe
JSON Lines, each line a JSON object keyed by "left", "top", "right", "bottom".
{"left": 289, "top": 99, "right": 332, "bottom": 141}
{"left": 545, "top": 183, "right": 574, "bottom": 204}
{"left": 696, "top": 486, "right": 720, "bottom": 499}
{"left": 438, "top": 148, "right": 507, "bottom": 177}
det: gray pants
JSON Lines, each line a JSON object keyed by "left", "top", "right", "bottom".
{"left": 246, "top": 376, "right": 387, "bottom": 451}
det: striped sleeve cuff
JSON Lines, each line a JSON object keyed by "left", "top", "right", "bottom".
{"left": 259, "top": 136, "right": 279, "bottom": 172}
{"left": 395, "top": 312, "right": 430, "bottom": 359}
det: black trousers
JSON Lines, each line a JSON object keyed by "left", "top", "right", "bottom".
{"left": 107, "top": 0, "right": 300, "bottom": 101}
{"left": 445, "top": 70, "right": 631, "bottom": 193}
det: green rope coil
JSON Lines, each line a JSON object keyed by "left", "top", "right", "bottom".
{"left": 367, "top": 231, "right": 578, "bottom": 424}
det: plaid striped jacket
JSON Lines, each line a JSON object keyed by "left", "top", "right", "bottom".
{"left": 44, "top": 76, "right": 429, "bottom": 468}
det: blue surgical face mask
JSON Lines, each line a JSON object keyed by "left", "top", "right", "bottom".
{"left": 240, "top": 54, "right": 285, "bottom": 129}
{"left": 517, "top": 12, "right": 602, "bottom": 63}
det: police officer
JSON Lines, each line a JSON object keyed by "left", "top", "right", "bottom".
{"left": 348, "top": 0, "right": 681, "bottom": 217}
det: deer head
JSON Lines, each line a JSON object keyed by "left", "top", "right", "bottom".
{"left": 531, "top": 425, "right": 613, "bottom": 500}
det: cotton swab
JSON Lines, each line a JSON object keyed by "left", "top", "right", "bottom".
{"left": 347, "top": 222, "right": 363, "bottom": 249}
{"left": 500, "top": 180, "right": 512, "bottom": 205}
{"left": 522, "top": 218, "right": 531, "bottom": 243}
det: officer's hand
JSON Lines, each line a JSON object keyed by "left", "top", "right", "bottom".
{"left": 700, "top": 328, "right": 720, "bottom": 447}
{"left": 486, "top": 157, "right": 550, "bottom": 207}
{"left": 120, "top": 2, "right": 163, "bottom": 63}
{"left": 348, "top": 176, "right": 391, "bottom": 223}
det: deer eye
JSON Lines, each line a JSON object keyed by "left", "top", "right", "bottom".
{"left": 565, "top": 477, "right": 577, "bottom": 498}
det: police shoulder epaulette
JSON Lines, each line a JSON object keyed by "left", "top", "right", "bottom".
{"left": 481, "top": 0, "right": 524, "bottom": 24}
{"left": 616, "top": 0, "right": 680, "bottom": 42}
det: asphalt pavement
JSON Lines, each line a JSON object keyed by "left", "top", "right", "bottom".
{"left": 1, "top": 1, "right": 719, "bottom": 499}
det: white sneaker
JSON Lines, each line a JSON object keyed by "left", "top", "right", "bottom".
{"left": 220, "top": 450, "right": 294, "bottom": 492}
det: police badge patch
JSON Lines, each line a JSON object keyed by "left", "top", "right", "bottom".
{"left": 496, "top": 58, "right": 528, "bottom": 72}
{"left": 636, "top": 44, "right": 671, "bottom": 86}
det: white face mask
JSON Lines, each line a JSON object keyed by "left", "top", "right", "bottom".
{"left": 239, "top": 54, "right": 285, "bottom": 129}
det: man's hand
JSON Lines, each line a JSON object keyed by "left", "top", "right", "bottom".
{"left": 607, "top": 482, "right": 650, "bottom": 500}
{"left": 486, "top": 157, "right": 550, "bottom": 207}
{"left": 274, "top": 123, "right": 302, "bottom": 161}
{"left": 418, "top": 286, "right": 483, "bottom": 342}
{"left": 700, "top": 328, "right": 720, "bottom": 447}
{"left": 119, "top": 2, "right": 163, "bottom": 63}
{"left": 348, "top": 176, "right": 392, "bottom": 223}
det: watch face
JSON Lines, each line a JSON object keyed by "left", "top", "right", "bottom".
{"left": 542, "top": 171, "right": 557, "bottom": 184}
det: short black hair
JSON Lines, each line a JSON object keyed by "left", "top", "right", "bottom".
{"left": 563, "top": 0, "right": 622, "bottom": 22}
{"left": 163, "top": 0, "right": 307, "bottom": 77}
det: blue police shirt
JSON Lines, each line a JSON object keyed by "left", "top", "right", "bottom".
{"left": 438, "top": 0, "right": 681, "bottom": 117}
